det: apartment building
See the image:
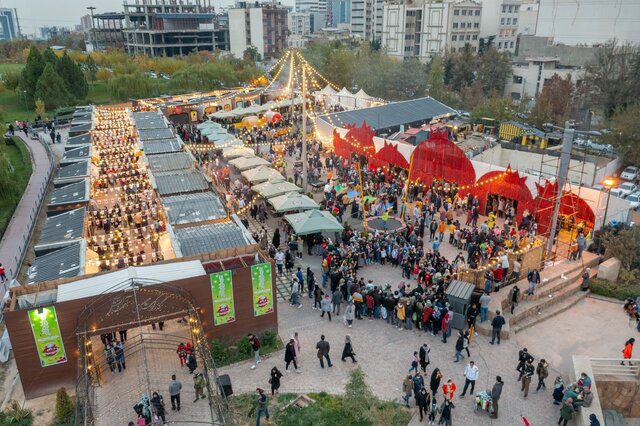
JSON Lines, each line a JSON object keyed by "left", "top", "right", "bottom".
{"left": 289, "top": 12, "right": 315, "bottom": 36}
{"left": 0, "top": 8, "right": 20, "bottom": 41}
{"left": 350, "top": 0, "right": 384, "bottom": 42}
{"left": 228, "top": 2, "right": 288, "bottom": 60}
{"left": 446, "top": 0, "right": 482, "bottom": 53}
{"left": 504, "top": 57, "right": 584, "bottom": 102}
{"left": 327, "top": 0, "right": 351, "bottom": 27}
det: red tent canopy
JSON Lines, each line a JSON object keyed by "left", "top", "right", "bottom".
{"left": 411, "top": 127, "right": 476, "bottom": 187}
{"left": 375, "top": 141, "right": 410, "bottom": 168}
{"left": 332, "top": 122, "right": 376, "bottom": 160}
{"left": 533, "top": 180, "right": 595, "bottom": 233}
{"left": 470, "top": 166, "right": 534, "bottom": 221}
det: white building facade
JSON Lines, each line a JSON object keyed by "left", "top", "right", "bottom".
{"left": 504, "top": 57, "right": 584, "bottom": 102}
{"left": 446, "top": 0, "right": 482, "bottom": 53}
{"left": 350, "top": 0, "right": 384, "bottom": 41}
{"left": 228, "top": 3, "right": 288, "bottom": 60}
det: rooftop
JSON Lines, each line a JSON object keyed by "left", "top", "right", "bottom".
{"left": 48, "top": 180, "right": 90, "bottom": 207}
{"left": 172, "top": 219, "right": 254, "bottom": 257}
{"left": 66, "top": 133, "right": 91, "bottom": 146}
{"left": 132, "top": 111, "right": 168, "bottom": 130}
{"left": 142, "top": 138, "right": 183, "bottom": 155}
{"left": 138, "top": 128, "right": 175, "bottom": 141}
{"left": 153, "top": 169, "right": 209, "bottom": 195}
{"left": 61, "top": 146, "right": 91, "bottom": 163}
{"left": 162, "top": 192, "right": 227, "bottom": 225}
{"left": 27, "top": 242, "right": 85, "bottom": 284}
{"left": 318, "top": 97, "right": 457, "bottom": 132}
{"left": 146, "top": 152, "right": 193, "bottom": 172}
{"left": 34, "top": 208, "right": 85, "bottom": 252}
{"left": 55, "top": 160, "right": 90, "bottom": 182}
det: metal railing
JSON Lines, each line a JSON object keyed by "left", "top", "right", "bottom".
{"left": 590, "top": 358, "right": 640, "bottom": 379}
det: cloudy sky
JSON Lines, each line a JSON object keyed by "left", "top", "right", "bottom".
{"left": 1, "top": 0, "right": 294, "bottom": 37}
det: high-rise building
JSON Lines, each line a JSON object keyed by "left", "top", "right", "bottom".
{"left": 122, "top": 0, "right": 228, "bottom": 57}
{"left": 447, "top": 0, "right": 482, "bottom": 53}
{"left": 80, "top": 14, "right": 93, "bottom": 33}
{"left": 289, "top": 12, "right": 315, "bottom": 36}
{"left": 517, "top": 0, "right": 538, "bottom": 37}
{"left": 228, "top": 2, "right": 288, "bottom": 60}
{"left": 0, "top": 8, "right": 20, "bottom": 41}
{"left": 327, "top": 0, "right": 351, "bottom": 27}
{"left": 40, "top": 26, "right": 71, "bottom": 40}
{"left": 91, "top": 13, "right": 126, "bottom": 51}
{"left": 350, "top": 0, "right": 384, "bottom": 42}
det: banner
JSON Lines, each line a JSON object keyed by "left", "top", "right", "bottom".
{"left": 211, "top": 270, "right": 236, "bottom": 326}
{"left": 27, "top": 306, "right": 67, "bottom": 367}
{"left": 251, "top": 263, "right": 274, "bottom": 316}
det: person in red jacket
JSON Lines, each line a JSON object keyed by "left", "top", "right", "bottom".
{"left": 442, "top": 378, "right": 457, "bottom": 400}
{"left": 177, "top": 343, "right": 187, "bottom": 366}
{"left": 621, "top": 338, "right": 635, "bottom": 366}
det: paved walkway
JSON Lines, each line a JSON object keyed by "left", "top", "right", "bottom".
{"left": 0, "top": 133, "right": 52, "bottom": 293}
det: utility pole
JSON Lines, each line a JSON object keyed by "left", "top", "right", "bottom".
{"left": 301, "top": 64, "right": 308, "bottom": 193}
{"left": 546, "top": 121, "right": 574, "bottom": 260}
{"left": 87, "top": 6, "right": 97, "bottom": 51}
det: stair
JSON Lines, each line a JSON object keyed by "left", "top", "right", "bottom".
{"left": 603, "top": 410, "right": 627, "bottom": 426}
{"left": 512, "top": 290, "right": 590, "bottom": 333}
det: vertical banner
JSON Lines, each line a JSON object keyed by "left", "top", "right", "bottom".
{"left": 251, "top": 263, "right": 274, "bottom": 316}
{"left": 211, "top": 270, "right": 236, "bottom": 325}
{"left": 27, "top": 306, "right": 68, "bottom": 367}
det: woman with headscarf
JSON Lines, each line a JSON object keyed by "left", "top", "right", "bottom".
{"left": 150, "top": 391, "right": 166, "bottom": 424}
{"left": 430, "top": 368, "right": 443, "bottom": 396}
{"left": 341, "top": 335, "right": 357, "bottom": 363}
{"left": 269, "top": 366, "right": 283, "bottom": 395}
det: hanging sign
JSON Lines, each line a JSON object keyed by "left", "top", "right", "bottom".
{"left": 27, "top": 306, "right": 68, "bottom": 367}
{"left": 211, "top": 270, "right": 236, "bottom": 325}
{"left": 251, "top": 263, "right": 274, "bottom": 316}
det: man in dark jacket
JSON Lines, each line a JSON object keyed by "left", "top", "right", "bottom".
{"left": 517, "top": 348, "right": 534, "bottom": 380}
{"left": 419, "top": 343, "right": 430, "bottom": 372}
{"left": 490, "top": 310, "right": 506, "bottom": 345}
{"left": 315, "top": 335, "right": 332, "bottom": 368}
{"left": 521, "top": 359, "right": 535, "bottom": 397}
{"left": 489, "top": 376, "right": 503, "bottom": 419}
{"left": 466, "top": 303, "right": 478, "bottom": 329}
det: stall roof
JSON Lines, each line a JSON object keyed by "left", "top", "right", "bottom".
{"left": 147, "top": 152, "right": 192, "bottom": 172}
{"left": 172, "top": 220, "right": 253, "bottom": 257}
{"left": 69, "top": 122, "right": 92, "bottom": 133}
{"left": 138, "top": 128, "right": 174, "bottom": 141}
{"left": 61, "top": 145, "right": 91, "bottom": 163}
{"left": 132, "top": 111, "right": 168, "bottom": 130}
{"left": 27, "top": 242, "right": 84, "bottom": 284}
{"left": 445, "top": 280, "right": 476, "bottom": 301}
{"left": 66, "top": 133, "right": 92, "bottom": 146}
{"left": 34, "top": 208, "right": 85, "bottom": 251}
{"left": 162, "top": 192, "right": 227, "bottom": 225}
{"left": 318, "top": 97, "right": 456, "bottom": 131}
{"left": 56, "top": 260, "right": 206, "bottom": 303}
{"left": 55, "top": 160, "right": 90, "bottom": 181}
{"left": 153, "top": 169, "right": 209, "bottom": 195}
{"left": 143, "top": 138, "right": 183, "bottom": 155}
{"left": 49, "top": 179, "right": 89, "bottom": 206}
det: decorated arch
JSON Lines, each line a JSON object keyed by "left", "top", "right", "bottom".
{"left": 533, "top": 180, "right": 596, "bottom": 234}
{"left": 470, "top": 166, "right": 535, "bottom": 222}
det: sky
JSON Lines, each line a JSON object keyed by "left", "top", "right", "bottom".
{"left": 0, "top": 0, "right": 296, "bottom": 38}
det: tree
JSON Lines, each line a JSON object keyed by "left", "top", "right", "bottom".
{"left": 528, "top": 74, "right": 575, "bottom": 127}
{"left": 34, "top": 64, "right": 70, "bottom": 110}
{"left": 1, "top": 69, "right": 21, "bottom": 92}
{"left": 54, "top": 387, "right": 74, "bottom": 425}
{"left": 0, "top": 108, "right": 6, "bottom": 136}
{"left": 427, "top": 55, "right": 445, "bottom": 101}
{"left": 243, "top": 46, "right": 261, "bottom": 63}
{"left": 449, "top": 47, "right": 475, "bottom": 92}
{"left": 35, "top": 99, "right": 46, "bottom": 119}
{"left": 343, "top": 367, "right": 374, "bottom": 423}
{"left": 581, "top": 40, "right": 640, "bottom": 118}
{"left": 476, "top": 47, "right": 511, "bottom": 95}
{"left": 603, "top": 105, "right": 640, "bottom": 166}
{"left": 459, "top": 80, "right": 485, "bottom": 110}
{"left": 471, "top": 96, "right": 514, "bottom": 122}
{"left": 19, "top": 46, "right": 45, "bottom": 106}
{"left": 603, "top": 225, "right": 640, "bottom": 283}
{"left": 108, "top": 72, "right": 154, "bottom": 100}
{"left": 42, "top": 47, "right": 58, "bottom": 66}
{"left": 85, "top": 54, "right": 98, "bottom": 81}
{"left": 55, "top": 52, "right": 88, "bottom": 99}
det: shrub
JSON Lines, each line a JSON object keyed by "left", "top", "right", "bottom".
{"left": 590, "top": 278, "right": 640, "bottom": 301}
{"left": 0, "top": 400, "right": 33, "bottom": 426}
{"left": 210, "top": 329, "right": 282, "bottom": 367}
{"left": 54, "top": 387, "right": 74, "bottom": 425}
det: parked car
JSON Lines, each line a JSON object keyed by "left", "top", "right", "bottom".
{"left": 611, "top": 182, "right": 638, "bottom": 198}
{"left": 626, "top": 191, "right": 640, "bottom": 210}
{"left": 620, "top": 166, "right": 639, "bottom": 181}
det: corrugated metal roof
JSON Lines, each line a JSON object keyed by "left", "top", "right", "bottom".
{"left": 318, "top": 97, "right": 457, "bottom": 131}
{"left": 445, "top": 280, "right": 475, "bottom": 301}
{"left": 70, "top": 122, "right": 92, "bottom": 132}
{"left": 35, "top": 208, "right": 85, "bottom": 250}
{"left": 49, "top": 180, "right": 89, "bottom": 206}
{"left": 132, "top": 111, "right": 168, "bottom": 130}
{"left": 173, "top": 221, "right": 252, "bottom": 257}
{"left": 162, "top": 192, "right": 227, "bottom": 224}
{"left": 66, "top": 133, "right": 91, "bottom": 146}
{"left": 61, "top": 146, "right": 91, "bottom": 163}
{"left": 154, "top": 170, "right": 209, "bottom": 195}
{"left": 138, "top": 128, "right": 174, "bottom": 141}
{"left": 143, "top": 138, "right": 183, "bottom": 155}
{"left": 147, "top": 152, "right": 192, "bottom": 172}
{"left": 55, "top": 160, "right": 90, "bottom": 181}
{"left": 27, "top": 242, "right": 84, "bottom": 284}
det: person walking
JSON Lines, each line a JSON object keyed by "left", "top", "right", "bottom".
{"left": 428, "top": 395, "right": 439, "bottom": 425}
{"left": 269, "top": 366, "right": 283, "bottom": 395}
{"left": 291, "top": 278, "right": 302, "bottom": 308}
{"left": 0, "top": 263, "right": 7, "bottom": 283}
{"left": 621, "top": 338, "right": 635, "bottom": 365}
{"left": 490, "top": 310, "right": 506, "bottom": 345}
{"left": 430, "top": 368, "right": 443, "bottom": 396}
{"left": 104, "top": 343, "right": 116, "bottom": 373}
{"left": 150, "top": 391, "right": 166, "bottom": 424}
{"left": 331, "top": 289, "right": 343, "bottom": 315}
{"left": 536, "top": 359, "right": 549, "bottom": 392}
{"left": 479, "top": 292, "right": 490, "bottom": 322}
{"left": 284, "top": 339, "right": 300, "bottom": 372}
{"left": 517, "top": 348, "right": 534, "bottom": 380}
{"left": 168, "top": 374, "right": 182, "bottom": 411}
{"left": 521, "top": 359, "right": 534, "bottom": 398}
{"left": 320, "top": 293, "right": 333, "bottom": 321}
{"left": 344, "top": 301, "right": 355, "bottom": 328}
{"left": 341, "top": 335, "right": 357, "bottom": 363}
{"left": 248, "top": 333, "right": 261, "bottom": 369}
{"left": 255, "top": 388, "right": 270, "bottom": 426}
{"left": 417, "top": 387, "right": 430, "bottom": 422}
{"left": 193, "top": 371, "right": 206, "bottom": 402}
{"left": 489, "top": 376, "right": 503, "bottom": 419}
{"left": 509, "top": 285, "right": 520, "bottom": 315}
{"left": 558, "top": 398, "right": 574, "bottom": 425}
{"left": 442, "top": 378, "right": 457, "bottom": 401}
{"left": 186, "top": 351, "right": 198, "bottom": 374}
{"left": 176, "top": 343, "right": 187, "bottom": 367}
{"left": 527, "top": 269, "right": 540, "bottom": 295}
{"left": 438, "top": 399, "right": 454, "bottom": 426}
{"left": 315, "top": 334, "right": 332, "bottom": 368}
{"left": 454, "top": 331, "right": 465, "bottom": 362}
{"left": 115, "top": 341, "right": 126, "bottom": 372}
{"left": 410, "top": 351, "right": 420, "bottom": 373}
{"left": 460, "top": 361, "right": 479, "bottom": 397}
{"left": 419, "top": 343, "right": 431, "bottom": 373}
{"left": 402, "top": 375, "right": 413, "bottom": 407}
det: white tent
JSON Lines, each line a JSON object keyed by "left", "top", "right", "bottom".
{"left": 329, "top": 88, "right": 356, "bottom": 109}
{"left": 314, "top": 84, "right": 338, "bottom": 103}
{"left": 354, "top": 89, "right": 374, "bottom": 108}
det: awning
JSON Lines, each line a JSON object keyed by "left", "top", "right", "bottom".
{"left": 229, "top": 155, "right": 271, "bottom": 171}
{"left": 284, "top": 209, "right": 344, "bottom": 235}
{"left": 251, "top": 179, "right": 302, "bottom": 198}
{"left": 241, "top": 165, "right": 284, "bottom": 183}
{"left": 222, "top": 146, "right": 255, "bottom": 159}
{"left": 268, "top": 192, "right": 319, "bottom": 213}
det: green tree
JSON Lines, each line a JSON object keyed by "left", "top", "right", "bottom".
{"left": 0, "top": 108, "right": 6, "bottom": 136}
{"left": 85, "top": 54, "right": 98, "bottom": 81}
{"left": 55, "top": 52, "right": 88, "bottom": 99}
{"left": 54, "top": 387, "right": 74, "bottom": 425}
{"left": 243, "top": 46, "right": 261, "bottom": 63}
{"left": 476, "top": 47, "right": 511, "bottom": 95}
{"left": 427, "top": 55, "right": 445, "bottom": 100}
{"left": 460, "top": 80, "right": 485, "bottom": 110}
{"left": 1, "top": 69, "right": 21, "bottom": 92}
{"left": 343, "top": 367, "right": 374, "bottom": 423}
{"left": 603, "top": 225, "right": 640, "bottom": 282}
{"left": 471, "top": 96, "right": 514, "bottom": 122}
{"left": 108, "top": 72, "right": 154, "bottom": 100}
{"left": 42, "top": 47, "right": 58, "bottom": 66}
{"left": 35, "top": 99, "right": 46, "bottom": 119}
{"left": 603, "top": 105, "right": 640, "bottom": 166}
{"left": 34, "top": 64, "right": 70, "bottom": 110}
{"left": 19, "top": 46, "right": 45, "bottom": 107}
{"left": 450, "top": 47, "right": 476, "bottom": 92}
{"left": 528, "top": 74, "right": 574, "bottom": 127}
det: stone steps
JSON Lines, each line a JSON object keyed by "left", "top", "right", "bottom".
{"left": 512, "top": 289, "right": 590, "bottom": 334}
{"left": 603, "top": 410, "right": 627, "bottom": 426}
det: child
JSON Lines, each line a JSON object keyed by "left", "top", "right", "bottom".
{"left": 428, "top": 396, "right": 439, "bottom": 425}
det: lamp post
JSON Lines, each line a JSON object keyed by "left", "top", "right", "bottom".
{"left": 596, "top": 177, "right": 615, "bottom": 255}
{"left": 87, "top": 6, "right": 96, "bottom": 51}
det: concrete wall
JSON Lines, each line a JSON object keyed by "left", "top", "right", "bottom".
{"left": 596, "top": 379, "right": 640, "bottom": 418}
{"left": 515, "top": 35, "right": 597, "bottom": 67}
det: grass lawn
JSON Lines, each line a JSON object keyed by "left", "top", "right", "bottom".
{"left": 0, "top": 137, "right": 33, "bottom": 239}
{"left": 228, "top": 392, "right": 413, "bottom": 426}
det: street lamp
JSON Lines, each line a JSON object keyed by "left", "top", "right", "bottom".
{"left": 87, "top": 6, "right": 97, "bottom": 51}
{"left": 596, "top": 177, "right": 616, "bottom": 255}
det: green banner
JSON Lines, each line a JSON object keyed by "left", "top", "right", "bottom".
{"left": 211, "top": 270, "right": 236, "bottom": 326}
{"left": 27, "top": 306, "right": 67, "bottom": 367}
{"left": 251, "top": 263, "right": 274, "bottom": 316}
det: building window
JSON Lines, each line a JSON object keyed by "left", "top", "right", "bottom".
{"left": 498, "top": 41, "right": 502, "bottom": 48}
{"left": 513, "top": 18, "right": 518, "bottom": 25}
{"left": 510, "top": 41, "right": 514, "bottom": 48}
{"left": 508, "top": 5, "right": 513, "bottom": 12}
{"left": 511, "top": 92, "right": 521, "bottom": 100}
{"left": 502, "top": 5, "right": 507, "bottom": 13}
{"left": 514, "top": 5, "right": 519, "bottom": 13}
{"left": 506, "top": 18, "right": 511, "bottom": 25}
{"left": 512, "top": 75, "right": 523, "bottom": 84}
{"left": 452, "top": 35, "right": 457, "bottom": 41}
{"left": 463, "top": 9, "right": 468, "bottom": 15}
{"left": 472, "top": 34, "right": 477, "bottom": 40}
{"left": 472, "top": 46, "right": 477, "bottom": 52}
{"left": 453, "top": 22, "right": 458, "bottom": 28}
{"left": 500, "top": 17, "right": 505, "bottom": 25}
{"left": 454, "top": 9, "right": 459, "bottom": 15}
{"left": 466, "top": 34, "right": 471, "bottom": 40}
{"left": 475, "top": 10, "right": 480, "bottom": 16}
{"left": 474, "top": 22, "right": 479, "bottom": 28}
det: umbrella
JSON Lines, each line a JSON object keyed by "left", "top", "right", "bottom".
{"left": 252, "top": 179, "right": 302, "bottom": 198}
{"left": 229, "top": 155, "right": 271, "bottom": 171}
{"left": 264, "top": 110, "right": 282, "bottom": 123}
{"left": 241, "top": 165, "right": 284, "bottom": 183}
{"left": 222, "top": 146, "right": 254, "bottom": 158}
{"left": 284, "top": 209, "right": 344, "bottom": 235}
{"left": 268, "top": 192, "right": 319, "bottom": 213}
{"left": 242, "top": 115, "right": 260, "bottom": 125}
